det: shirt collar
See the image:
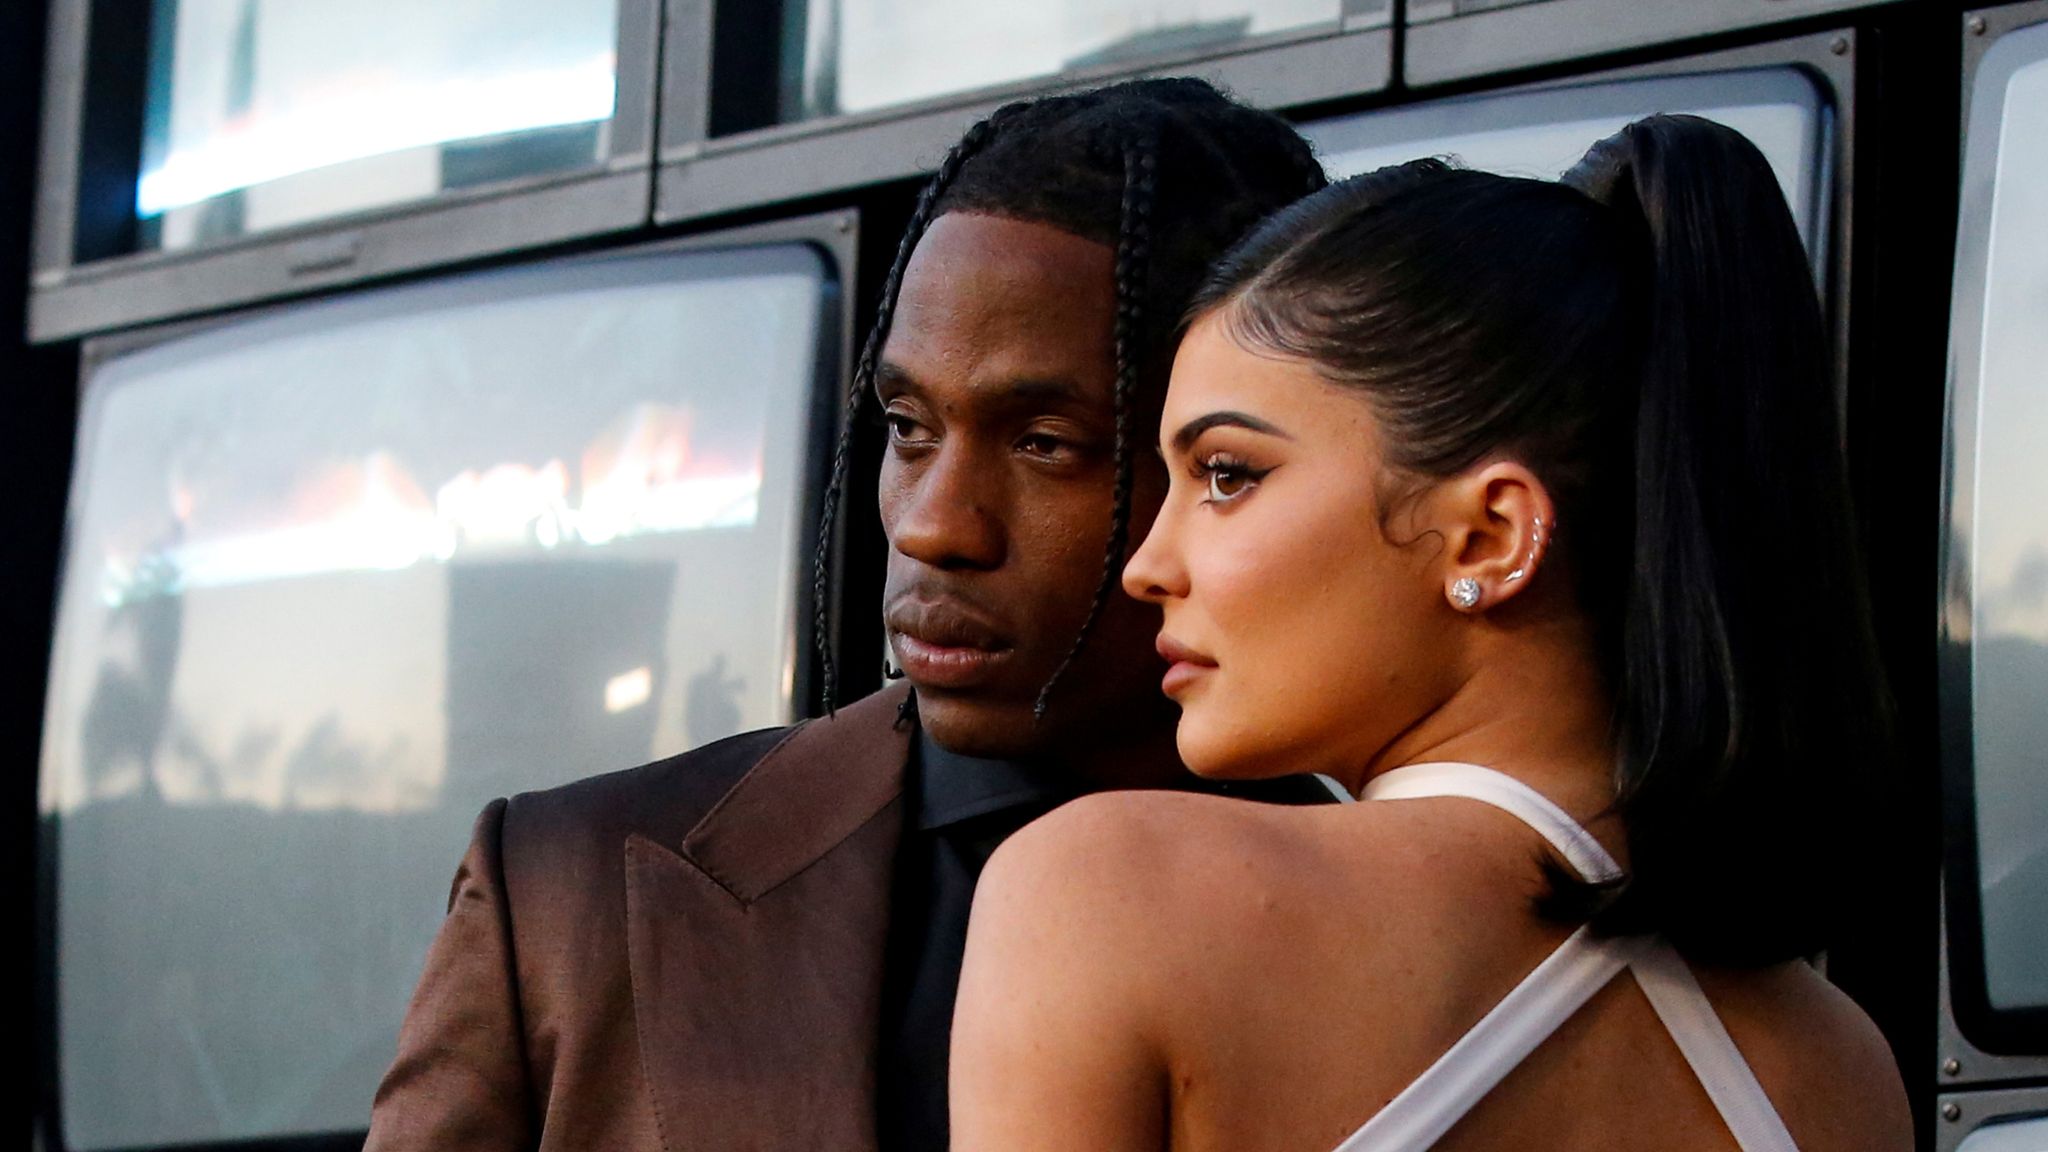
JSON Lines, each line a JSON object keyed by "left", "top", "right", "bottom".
{"left": 914, "top": 731, "right": 1075, "bottom": 832}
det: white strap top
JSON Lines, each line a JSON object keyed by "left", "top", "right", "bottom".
{"left": 1330, "top": 763, "right": 1798, "bottom": 1152}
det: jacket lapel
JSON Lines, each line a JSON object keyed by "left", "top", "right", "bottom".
{"left": 626, "top": 684, "right": 911, "bottom": 1152}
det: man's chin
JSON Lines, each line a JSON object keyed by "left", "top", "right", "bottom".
{"left": 909, "top": 679, "right": 1182, "bottom": 764}
{"left": 908, "top": 687, "right": 1047, "bottom": 761}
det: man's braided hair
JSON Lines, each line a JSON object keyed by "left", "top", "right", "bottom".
{"left": 814, "top": 77, "right": 1327, "bottom": 717}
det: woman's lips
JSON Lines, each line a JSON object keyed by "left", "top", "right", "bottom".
{"left": 1155, "top": 634, "right": 1216, "bottom": 698}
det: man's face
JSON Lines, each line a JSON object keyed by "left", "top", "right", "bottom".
{"left": 876, "top": 211, "right": 1177, "bottom": 759}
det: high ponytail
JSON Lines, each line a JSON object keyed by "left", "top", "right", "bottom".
{"left": 1559, "top": 115, "right": 1885, "bottom": 962}
{"left": 1192, "top": 115, "right": 1887, "bottom": 965}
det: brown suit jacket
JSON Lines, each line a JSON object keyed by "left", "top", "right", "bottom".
{"left": 365, "top": 683, "right": 915, "bottom": 1152}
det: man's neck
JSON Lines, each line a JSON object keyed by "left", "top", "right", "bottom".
{"left": 1054, "top": 726, "right": 1192, "bottom": 794}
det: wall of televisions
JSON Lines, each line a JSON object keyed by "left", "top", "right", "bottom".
{"left": 3, "top": 1, "right": 2044, "bottom": 1148}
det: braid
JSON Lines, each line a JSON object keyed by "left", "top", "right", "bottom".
{"left": 813, "top": 78, "right": 1325, "bottom": 726}
{"left": 1033, "top": 132, "right": 1158, "bottom": 722}
{"left": 812, "top": 110, "right": 1011, "bottom": 713}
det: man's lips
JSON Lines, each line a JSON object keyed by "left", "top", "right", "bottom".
{"left": 1156, "top": 634, "right": 1216, "bottom": 697}
{"left": 886, "top": 597, "right": 1015, "bottom": 690}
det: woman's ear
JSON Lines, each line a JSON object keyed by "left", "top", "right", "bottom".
{"left": 1428, "top": 460, "right": 1557, "bottom": 615}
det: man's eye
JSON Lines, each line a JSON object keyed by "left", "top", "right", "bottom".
{"left": 885, "top": 413, "right": 931, "bottom": 443}
{"left": 1018, "top": 433, "right": 1068, "bottom": 457}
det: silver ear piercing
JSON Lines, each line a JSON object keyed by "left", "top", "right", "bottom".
{"left": 1449, "top": 578, "right": 1483, "bottom": 610}
{"left": 1505, "top": 515, "right": 1551, "bottom": 585}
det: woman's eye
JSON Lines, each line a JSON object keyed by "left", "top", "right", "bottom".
{"left": 1197, "top": 454, "right": 1266, "bottom": 504}
{"left": 1019, "top": 433, "right": 1065, "bottom": 457}
{"left": 1207, "top": 469, "right": 1250, "bottom": 501}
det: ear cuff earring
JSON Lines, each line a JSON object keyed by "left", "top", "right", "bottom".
{"left": 1505, "top": 515, "right": 1552, "bottom": 585}
{"left": 1449, "top": 578, "right": 1483, "bottom": 610}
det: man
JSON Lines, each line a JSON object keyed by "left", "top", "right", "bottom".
{"left": 366, "top": 78, "right": 1329, "bottom": 1152}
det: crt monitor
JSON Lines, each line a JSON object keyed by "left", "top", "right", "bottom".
{"left": 39, "top": 236, "right": 838, "bottom": 1149}
{"left": 134, "top": 0, "right": 626, "bottom": 255}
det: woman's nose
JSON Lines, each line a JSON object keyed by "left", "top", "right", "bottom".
{"left": 1122, "top": 504, "right": 1184, "bottom": 604}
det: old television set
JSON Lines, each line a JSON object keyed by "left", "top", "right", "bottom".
{"left": 35, "top": 217, "right": 854, "bottom": 1151}
{"left": 1937, "top": 3, "right": 2048, "bottom": 1147}
{"left": 656, "top": 0, "right": 1396, "bottom": 226}
{"left": 31, "top": 0, "right": 661, "bottom": 341}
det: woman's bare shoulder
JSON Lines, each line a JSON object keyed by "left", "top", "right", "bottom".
{"left": 982, "top": 789, "right": 1313, "bottom": 902}
{"left": 972, "top": 790, "right": 1355, "bottom": 980}
{"left": 1699, "top": 960, "right": 1913, "bottom": 1152}
{"left": 952, "top": 791, "right": 1331, "bottom": 1138}
{"left": 952, "top": 791, "right": 1305, "bottom": 1148}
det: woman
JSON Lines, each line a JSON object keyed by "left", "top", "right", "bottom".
{"left": 948, "top": 116, "right": 1911, "bottom": 1151}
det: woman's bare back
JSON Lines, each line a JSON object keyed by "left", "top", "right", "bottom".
{"left": 952, "top": 787, "right": 1910, "bottom": 1152}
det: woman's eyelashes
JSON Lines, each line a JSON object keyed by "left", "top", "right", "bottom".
{"left": 1190, "top": 450, "right": 1270, "bottom": 505}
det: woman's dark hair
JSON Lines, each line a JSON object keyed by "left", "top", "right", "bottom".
{"left": 1191, "top": 115, "right": 1886, "bottom": 966}
{"left": 813, "top": 77, "right": 1327, "bottom": 718}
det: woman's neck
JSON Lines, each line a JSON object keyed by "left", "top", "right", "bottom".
{"left": 1343, "top": 612, "right": 1624, "bottom": 852}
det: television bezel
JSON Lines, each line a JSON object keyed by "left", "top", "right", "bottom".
{"left": 29, "top": 0, "right": 663, "bottom": 344}
{"left": 1403, "top": 0, "right": 1903, "bottom": 88}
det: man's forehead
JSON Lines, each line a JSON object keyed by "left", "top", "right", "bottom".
{"left": 905, "top": 211, "right": 1115, "bottom": 283}
{"left": 882, "top": 215, "right": 1120, "bottom": 408}
{"left": 893, "top": 216, "right": 1117, "bottom": 332}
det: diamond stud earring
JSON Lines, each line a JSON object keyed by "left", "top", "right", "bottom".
{"left": 1449, "top": 577, "right": 1482, "bottom": 610}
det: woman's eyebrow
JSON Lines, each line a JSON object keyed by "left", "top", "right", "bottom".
{"left": 1169, "top": 410, "right": 1293, "bottom": 453}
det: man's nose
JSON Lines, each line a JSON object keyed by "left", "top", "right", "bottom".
{"left": 887, "top": 443, "right": 1006, "bottom": 571}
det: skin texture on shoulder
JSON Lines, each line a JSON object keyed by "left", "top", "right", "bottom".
{"left": 1690, "top": 963, "right": 1912, "bottom": 1152}
{"left": 954, "top": 788, "right": 1914, "bottom": 1152}
{"left": 952, "top": 788, "right": 1597, "bottom": 1152}
{"left": 950, "top": 790, "right": 1292, "bottom": 1152}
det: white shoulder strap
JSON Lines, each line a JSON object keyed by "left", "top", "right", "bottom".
{"left": 1335, "top": 763, "right": 1799, "bottom": 1152}
{"left": 1632, "top": 941, "right": 1801, "bottom": 1152}
{"left": 1331, "top": 929, "right": 1647, "bottom": 1152}
{"left": 1360, "top": 762, "right": 1624, "bottom": 884}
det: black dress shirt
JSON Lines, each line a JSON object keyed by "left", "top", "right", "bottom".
{"left": 874, "top": 727, "right": 1335, "bottom": 1150}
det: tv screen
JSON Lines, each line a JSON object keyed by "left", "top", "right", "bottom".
{"left": 39, "top": 240, "right": 834, "bottom": 1149}
{"left": 780, "top": 0, "right": 1338, "bottom": 122}
{"left": 1957, "top": 24, "right": 2048, "bottom": 1020}
{"left": 138, "top": 0, "right": 621, "bottom": 250}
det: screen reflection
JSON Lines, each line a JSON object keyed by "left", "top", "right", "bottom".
{"left": 137, "top": 0, "right": 619, "bottom": 249}
{"left": 784, "top": 0, "right": 1337, "bottom": 121}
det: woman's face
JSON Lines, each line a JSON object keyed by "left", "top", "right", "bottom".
{"left": 1122, "top": 311, "right": 1466, "bottom": 783}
